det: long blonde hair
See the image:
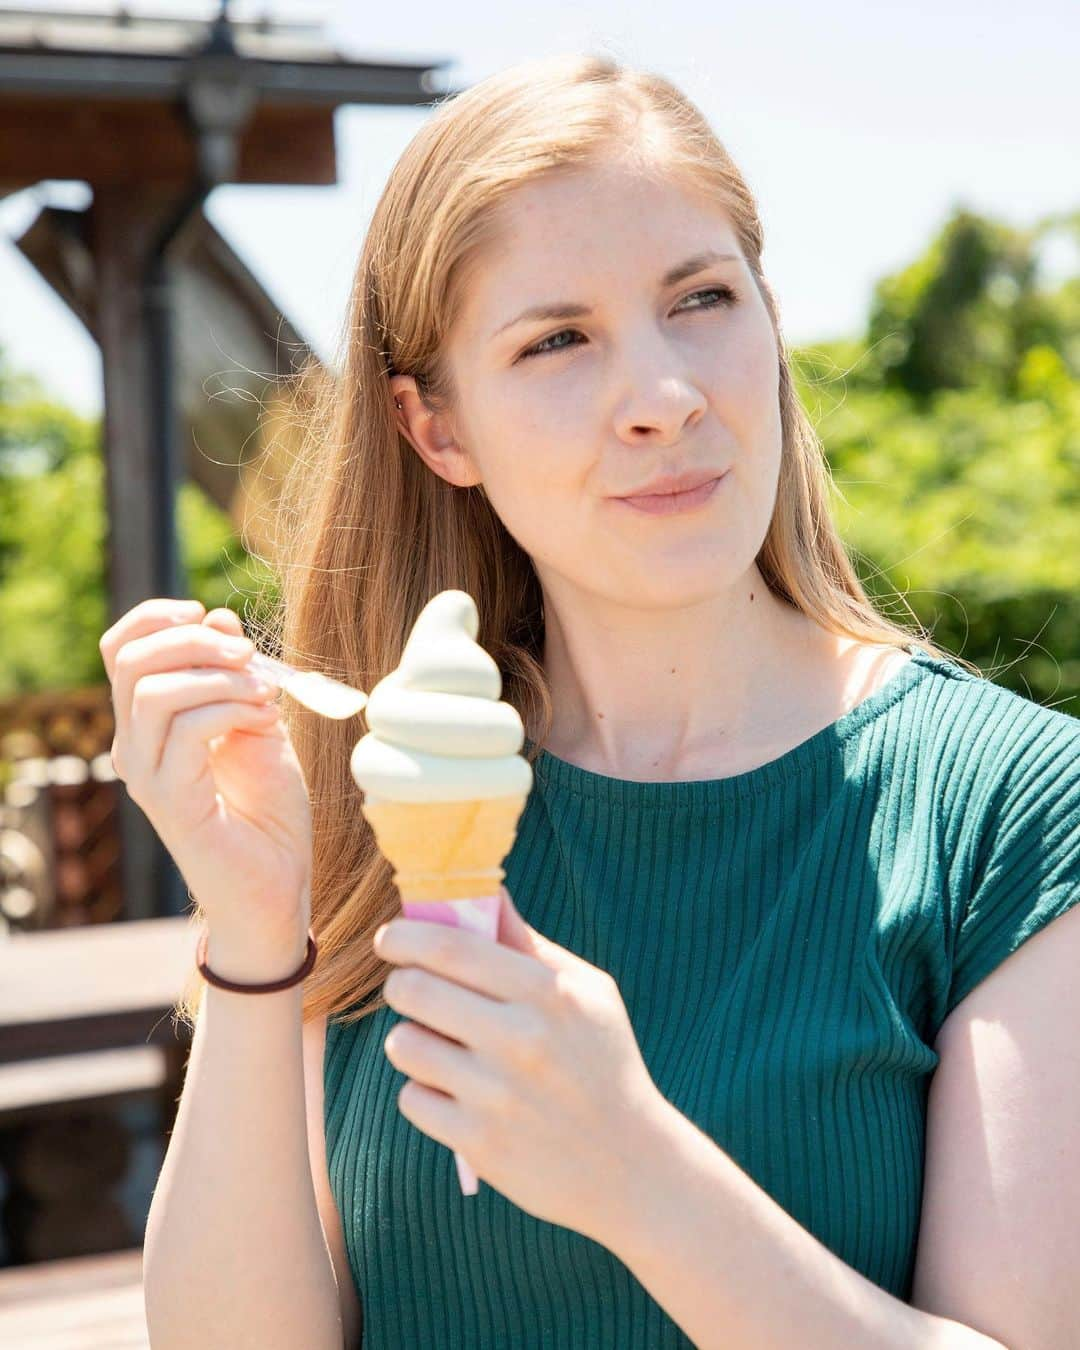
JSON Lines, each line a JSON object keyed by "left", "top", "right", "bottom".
{"left": 173, "top": 51, "right": 973, "bottom": 1033}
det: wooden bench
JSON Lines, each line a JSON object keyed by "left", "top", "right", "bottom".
{"left": 0, "top": 1046, "right": 167, "bottom": 1125}
{"left": 0, "top": 917, "right": 196, "bottom": 1265}
{"left": 0, "top": 1247, "right": 148, "bottom": 1347}
{"left": 0, "top": 915, "right": 196, "bottom": 1064}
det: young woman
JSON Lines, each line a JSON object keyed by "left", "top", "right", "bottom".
{"left": 105, "top": 52, "right": 1078, "bottom": 1350}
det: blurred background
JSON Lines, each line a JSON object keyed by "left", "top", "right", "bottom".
{"left": 0, "top": 0, "right": 1076, "bottom": 1341}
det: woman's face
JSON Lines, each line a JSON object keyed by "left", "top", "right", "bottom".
{"left": 405, "top": 162, "right": 783, "bottom": 610}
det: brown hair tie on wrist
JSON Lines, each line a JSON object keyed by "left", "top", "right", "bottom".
{"left": 196, "top": 929, "right": 318, "bottom": 993}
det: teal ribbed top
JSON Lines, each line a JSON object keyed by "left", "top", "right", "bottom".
{"left": 324, "top": 647, "right": 1080, "bottom": 1348}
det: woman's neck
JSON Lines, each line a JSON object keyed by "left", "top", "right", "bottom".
{"left": 538, "top": 572, "right": 834, "bottom": 780}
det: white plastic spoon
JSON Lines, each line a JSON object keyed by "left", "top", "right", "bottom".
{"left": 246, "top": 651, "right": 368, "bottom": 720}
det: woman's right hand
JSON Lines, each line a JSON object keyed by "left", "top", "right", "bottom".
{"left": 100, "top": 598, "right": 314, "bottom": 971}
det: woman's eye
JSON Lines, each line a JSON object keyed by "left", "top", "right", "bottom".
{"left": 518, "top": 285, "right": 739, "bottom": 361}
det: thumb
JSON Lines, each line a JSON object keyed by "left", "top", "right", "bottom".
{"left": 496, "top": 885, "right": 576, "bottom": 969}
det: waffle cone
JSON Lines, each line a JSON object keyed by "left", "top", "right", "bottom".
{"left": 360, "top": 795, "right": 527, "bottom": 902}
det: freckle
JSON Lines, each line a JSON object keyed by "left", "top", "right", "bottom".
{"left": 750, "top": 591, "right": 754, "bottom": 602}
{"left": 597, "top": 712, "right": 604, "bottom": 719}
{"left": 670, "top": 668, "right": 675, "bottom": 674}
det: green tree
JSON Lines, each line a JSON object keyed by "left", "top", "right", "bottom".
{"left": 859, "top": 205, "right": 1080, "bottom": 403}
{"left": 793, "top": 203, "right": 1079, "bottom": 709}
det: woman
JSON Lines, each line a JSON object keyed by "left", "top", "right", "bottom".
{"left": 111, "top": 53, "right": 1078, "bottom": 1349}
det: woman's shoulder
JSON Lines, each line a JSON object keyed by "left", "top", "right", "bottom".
{"left": 913, "top": 647, "right": 1079, "bottom": 739}
{"left": 908, "top": 649, "right": 1080, "bottom": 812}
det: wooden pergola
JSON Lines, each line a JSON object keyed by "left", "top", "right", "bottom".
{"left": 0, "top": 3, "right": 459, "bottom": 918}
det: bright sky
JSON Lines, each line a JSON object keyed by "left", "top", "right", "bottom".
{"left": 1, "top": 0, "right": 1077, "bottom": 415}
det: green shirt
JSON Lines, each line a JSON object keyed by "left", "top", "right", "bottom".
{"left": 324, "top": 647, "right": 1080, "bottom": 1347}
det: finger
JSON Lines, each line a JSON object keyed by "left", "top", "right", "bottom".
{"left": 151, "top": 698, "right": 280, "bottom": 793}
{"left": 376, "top": 920, "right": 554, "bottom": 1004}
{"left": 383, "top": 965, "right": 508, "bottom": 1052}
{"left": 99, "top": 598, "right": 206, "bottom": 683}
{"left": 201, "top": 607, "right": 246, "bottom": 638}
{"left": 112, "top": 625, "right": 256, "bottom": 748}
{"left": 396, "top": 1078, "right": 473, "bottom": 1160}
{"left": 384, "top": 1020, "right": 492, "bottom": 1103}
{"left": 126, "top": 669, "right": 278, "bottom": 778}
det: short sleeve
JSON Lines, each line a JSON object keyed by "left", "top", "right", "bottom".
{"left": 945, "top": 705, "right": 1080, "bottom": 1020}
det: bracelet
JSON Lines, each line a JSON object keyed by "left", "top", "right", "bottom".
{"left": 196, "top": 928, "right": 318, "bottom": 993}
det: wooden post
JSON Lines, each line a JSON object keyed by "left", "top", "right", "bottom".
{"left": 88, "top": 186, "right": 193, "bottom": 921}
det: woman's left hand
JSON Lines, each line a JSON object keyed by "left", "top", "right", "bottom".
{"left": 374, "top": 885, "right": 667, "bottom": 1241}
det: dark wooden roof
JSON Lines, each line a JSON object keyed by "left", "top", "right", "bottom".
{"left": 0, "top": 5, "right": 459, "bottom": 187}
{"left": 0, "top": 5, "right": 453, "bottom": 103}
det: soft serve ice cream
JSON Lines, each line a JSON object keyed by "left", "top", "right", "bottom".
{"left": 351, "top": 589, "right": 534, "bottom": 1198}
{"left": 350, "top": 589, "right": 533, "bottom": 803}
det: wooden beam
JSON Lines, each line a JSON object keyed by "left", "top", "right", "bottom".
{"left": 0, "top": 95, "right": 337, "bottom": 186}
{"left": 89, "top": 186, "right": 196, "bottom": 920}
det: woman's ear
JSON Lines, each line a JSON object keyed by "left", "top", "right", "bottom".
{"left": 388, "top": 374, "right": 417, "bottom": 415}
{"left": 390, "top": 378, "right": 484, "bottom": 491}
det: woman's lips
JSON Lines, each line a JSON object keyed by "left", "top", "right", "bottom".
{"left": 613, "top": 471, "right": 728, "bottom": 516}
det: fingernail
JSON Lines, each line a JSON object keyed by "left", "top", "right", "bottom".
{"left": 226, "top": 637, "right": 254, "bottom": 656}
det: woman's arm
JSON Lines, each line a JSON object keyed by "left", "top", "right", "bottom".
{"left": 597, "top": 1096, "right": 1007, "bottom": 1350}
{"left": 142, "top": 923, "right": 344, "bottom": 1350}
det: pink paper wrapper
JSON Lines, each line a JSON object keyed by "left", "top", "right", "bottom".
{"left": 400, "top": 892, "right": 502, "bottom": 1195}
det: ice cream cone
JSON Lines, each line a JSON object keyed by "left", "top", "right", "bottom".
{"left": 349, "top": 589, "right": 535, "bottom": 1196}
{"left": 360, "top": 794, "right": 527, "bottom": 902}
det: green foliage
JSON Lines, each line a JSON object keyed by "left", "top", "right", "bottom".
{"left": 860, "top": 206, "right": 1080, "bottom": 403}
{"left": 0, "top": 385, "right": 108, "bottom": 694}
{"left": 788, "top": 203, "right": 1079, "bottom": 710}
{"left": 0, "top": 201, "right": 1076, "bottom": 715}
{"left": 796, "top": 349, "right": 1080, "bottom": 705}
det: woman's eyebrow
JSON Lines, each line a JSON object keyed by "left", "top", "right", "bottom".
{"left": 488, "top": 250, "right": 741, "bottom": 341}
